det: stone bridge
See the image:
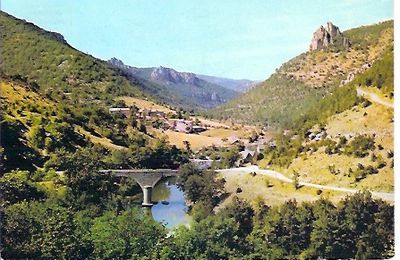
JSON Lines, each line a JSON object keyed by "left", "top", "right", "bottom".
{"left": 99, "top": 169, "right": 179, "bottom": 207}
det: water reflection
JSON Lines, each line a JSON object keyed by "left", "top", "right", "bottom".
{"left": 148, "top": 177, "right": 191, "bottom": 228}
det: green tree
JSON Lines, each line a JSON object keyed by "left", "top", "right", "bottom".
{"left": 262, "top": 200, "right": 304, "bottom": 257}
{"left": 220, "top": 197, "right": 254, "bottom": 239}
{"left": 90, "top": 209, "right": 166, "bottom": 259}
{"left": 178, "top": 163, "right": 224, "bottom": 206}
{"left": 2, "top": 201, "right": 87, "bottom": 259}
{"left": 0, "top": 170, "right": 45, "bottom": 206}
{"left": 27, "top": 123, "right": 46, "bottom": 150}
{"left": 337, "top": 192, "right": 394, "bottom": 259}
{"left": 163, "top": 216, "right": 241, "bottom": 259}
{"left": 220, "top": 146, "right": 240, "bottom": 168}
{"left": 63, "top": 147, "right": 116, "bottom": 210}
{"left": 292, "top": 170, "right": 300, "bottom": 189}
{"left": 307, "top": 199, "right": 341, "bottom": 258}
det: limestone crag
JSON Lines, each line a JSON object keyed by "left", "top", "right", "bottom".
{"left": 108, "top": 57, "right": 140, "bottom": 72}
{"left": 106, "top": 58, "right": 239, "bottom": 109}
{"left": 310, "top": 22, "right": 350, "bottom": 51}
{"left": 150, "top": 66, "right": 201, "bottom": 85}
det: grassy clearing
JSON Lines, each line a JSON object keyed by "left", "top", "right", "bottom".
{"left": 36, "top": 180, "right": 68, "bottom": 197}
{"left": 1, "top": 81, "right": 53, "bottom": 123}
{"left": 358, "top": 86, "right": 394, "bottom": 104}
{"left": 150, "top": 129, "right": 223, "bottom": 150}
{"left": 76, "top": 126, "right": 126, "bottom": 150}
{"left": 199, "top": 128, "right": 245, "bottom": 139}
{"left": 192, "top": 117, "right": 232, "bottom": 128}
{"left": 286, "top": 148, "right": 393, "bottom": 192}
{"left": 326, "top": 103, "right": 393, "bottom": 149}
{"left": 284, "top": 102, "right": 393, "bottom": 192}
{"left": 150, "top": 122, "right": 261, "bottom": 150}
{"left": 117, "top": 96, "right": 174, "bottom": 113}
{"left": 217, "top": 171, "right": 347, "bottom": 208}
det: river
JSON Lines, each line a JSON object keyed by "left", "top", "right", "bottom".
{"left": 142, "top": 177, "right": 191, "bottom": 228}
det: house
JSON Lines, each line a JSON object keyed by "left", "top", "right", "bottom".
{"left": 308, "top": 131, "right": 327, "bottom": 141}
{"left": 192, "top": 126, "right": 206, "bottom": 133}
{"left": 308, "top": 132, "right": 316, "bottom": 140}
{"left": 176, "top": 120, "right": 193, "bottom": 133}
{"left": 314, "top": 133, "right": 323, "bottom": 141}
{"left": 239, "top": 149, "right": 255, "bottom": 164}
{"left": 169, "top": 119, "right": 193, "bottom": 133}
{"left": 228, "top": 137, "right": 241, "bottom": 145}
{"left": 109, "top": 107, "right": 131, "bottom": 117}
{"left": 145, "top": 109, "right": 166, "bottom": 118}
{"left": 189, "top": 159, "right": 214, "bottom": 170}
{"left": 245, "top": 137, "right": 267, "bottom": 154}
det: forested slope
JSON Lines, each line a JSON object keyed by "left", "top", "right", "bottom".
{"left": 0, "top": 11, "right": 144, "bottom": 104}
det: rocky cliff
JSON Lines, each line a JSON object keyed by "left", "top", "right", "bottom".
{"left": 150, "top": 66, "right": 201, "bottom": 85}
{"left": 107, "top": 58, "right": 239, "bottom": 110}
{"left": 310, "top": 22, "right": 350, "bottom": 51}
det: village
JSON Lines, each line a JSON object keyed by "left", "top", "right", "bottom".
{"left": 109, "top": 106, "right": 206, "bottom": 134}
{"left": 109, "top": 104, "right": 271, "bottom": 167}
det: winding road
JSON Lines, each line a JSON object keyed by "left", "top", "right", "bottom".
{"left": 216, "top": 88, "right": 395, "bottom": 202}
{"left": 356, "top": 88, "right": 394, "bottom": 109}
{"left": 216, "top": 166, "right": 394, "bottom": 202}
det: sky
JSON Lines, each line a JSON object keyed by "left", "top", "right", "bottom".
{"left": 1, "top": 0, "right": 393, "bottom": 80}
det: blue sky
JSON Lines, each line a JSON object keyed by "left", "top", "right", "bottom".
{"left": 1, "top": 0, "right": 393, "bottom": 80}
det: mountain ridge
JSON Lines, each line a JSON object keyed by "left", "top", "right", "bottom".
{"left": 196, "top": 74, "right": 259, "bottom": 93}
{"left": 107, "top": 57, "right": 240, "bottom": 110}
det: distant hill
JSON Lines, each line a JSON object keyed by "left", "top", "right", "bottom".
{"left": 207, "top": 20, "right": 393, "bottom": 128}
{"left": 108, "top": 58, "right": 240, "bottom": 110}
{"left": 0, "top": 11, "right": 150, "bottom": 103}
{"left": 196, "top": 74, "right": 259, "bottom": 93}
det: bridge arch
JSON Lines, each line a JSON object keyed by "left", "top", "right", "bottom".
{"left": 99, "top": 169, "right": 179, "bottom": 207}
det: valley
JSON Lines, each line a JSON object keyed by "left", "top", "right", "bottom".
{"left": 108, "top": 57, "right": 253, "bottom": 110}
{"left": 0, "top": 6, "right": 395, "bottom": 260}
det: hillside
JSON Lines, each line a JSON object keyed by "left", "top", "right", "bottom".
{"left": 108, "top": 58, "right": 240, "bottom": 110}
{"left": 0, "top": 12, "right": 188, "bottom": 173}
{"left": 0, "top": 78, "right": 86, "bottom": 172}
{"left": 196, "top": 74, "right": 258, "bottom": 92}
{"left": 208, "top": 20, "right": 393, "bottom": 128}
{"left": 280, "top": 89, "right": 394, "bottom": 193}
{"left": 257, "top": 44, "right": 394, "bottom": 193}
{"left": 0, "top": 11, "right": 145, "bottom": 105}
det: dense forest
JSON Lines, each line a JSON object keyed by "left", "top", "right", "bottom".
{"left": 1, "top": 163, "right": 394, "bottom": 259}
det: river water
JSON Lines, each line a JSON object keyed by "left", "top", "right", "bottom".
{"left": 144, "top": 177, "right": 191, "bottom": 228}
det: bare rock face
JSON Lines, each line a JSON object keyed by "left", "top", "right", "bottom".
{"left": 150, "top": 66, "right": 201, "bottom": 85}
{"left": 309, "top": 22, "right": 350, "bottom": 51}
{"left": 340, "top": 62, "right": 372, "bottom": 86}
{"left": 51, "top": 31, "right": 67, "bottom": 44}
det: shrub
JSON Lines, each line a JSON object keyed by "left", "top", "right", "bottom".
{"left": 344, "top": 135, "right": 375, "bottom": 157}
